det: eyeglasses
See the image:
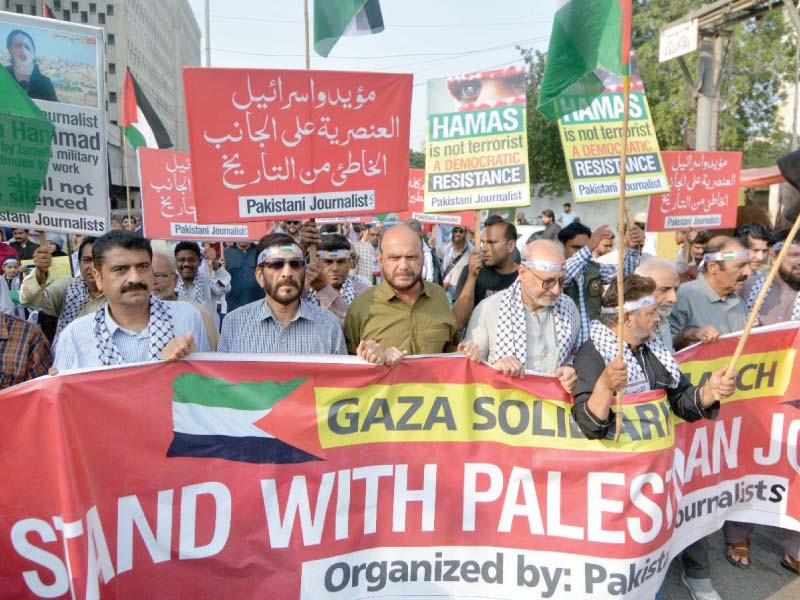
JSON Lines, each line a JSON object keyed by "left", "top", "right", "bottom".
{"left": 285, "top": 220, "right": 301, "bottom": 226}
{"left": 153, "top": 272, "right": 173, "bottom": 280}
{"left": 452, "top": 228, "right": 465, "bottom": 234}
{"left": 260, "top": 258, "right": 305, "bottom": 271}
{"left": 528, "top": 270, "right": 565, "bottom": 290}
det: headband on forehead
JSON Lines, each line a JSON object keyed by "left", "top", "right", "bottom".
{"left": 522, "top": 259, "right": 565, "bottom": 273}
{"left": 2, "top": 257, "right": 20, "bottom": 266}
{"left": 600, "top": 294, "right": 656, "bottom": 315}
{"left": 771, "top": 241, "right": 800, "bottom": 252}
{"left": 257, "top": 244, "right": 303, "bottom": 265}
{"left": 317, "top": 249, "right": 350, "bottom": 260}
{"left": 704, "top": 250, "right": 749, "bottom": 261}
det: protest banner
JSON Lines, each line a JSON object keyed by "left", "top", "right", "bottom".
{"left": 138, "top": 148, "right": 272, "bottom": 241}
{"left": 423, "top": 66, "right": 531, "bottom": 214}
{"left": 400, "top": 168, "right": 476, "bottom": 227}
{"left": 182, "top": 68, "right": 412, "bottom": 223}
{"left": 558, "top": 72, "right": 669, "bottom": 203}
{"left": 2, "top": 323, "right": 800, "bottom": 598}
{"left": 646, "top": 151, "right": 742, "bottom": 230}
{"left": 0, "top": 13, "right": 108, "bottom": 235}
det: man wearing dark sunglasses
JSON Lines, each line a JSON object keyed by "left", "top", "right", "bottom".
{"left": 217, "top": 233, "right": 346, "bottom": 355}
{"left": 460, "top": 239, "right": 579, "bottom": 388}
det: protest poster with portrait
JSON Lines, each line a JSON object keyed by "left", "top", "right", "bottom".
{"left": 423, "top": 66, "right": 531, "bottom": 213}
{"left": 138, "top": 148, "right": 272, "bottom": 241}
{"left": 646, "top": 151, "right": 742, "bottom": 230}
{"left": 0, "top": 12, "right": 108, "bottom": 235}
{"left": 400, "top": 168, "right": 476, "bottom": 227}
{"left": 183, "top": 68, "right": 412, "bottom": 223}
{"left": 558, "top": 62, "right": 669, "bottom": 203}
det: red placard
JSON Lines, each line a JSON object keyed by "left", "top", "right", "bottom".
{"left": 647, "top": 151, "right": 742, "bottom": 231}
{"left": 182, "top": 68, "right": 413, "bottom": 223}
{"left": 138, "top": 149, "right": 272, "bottom": 241}
{"left": 399, "top": 168, "right": 476, "bottom": 227}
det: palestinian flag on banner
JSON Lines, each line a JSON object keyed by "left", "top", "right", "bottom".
{"left": 314, "top": 0, "right": 384, "bottom": 57}
{"left": 166, "top": 373, "right": 323, "bottom": 464}
{"left": 121, "top": 68, "right": 172, "bottom": 150}
{"left": 537, "top": 0, "right": 632, "bottom": 122}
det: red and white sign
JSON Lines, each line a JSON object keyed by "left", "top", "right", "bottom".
{"left": 183, "top": 68, "right": 413, "bottom": 223}
{"left": 647, "top": 151, "right": 742, "bottom": 231}
{"left": 399, "top": 168, "right": 476, "bottom": 227}
{"left": 138, "top": 149, "right": 272, "bottom": 241}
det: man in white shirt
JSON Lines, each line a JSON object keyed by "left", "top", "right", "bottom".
{"left": 174, "top": 241, "right": 230, "bottom": 328}
{"left": 54, "top": 231, "right": 209, "bottom": 370}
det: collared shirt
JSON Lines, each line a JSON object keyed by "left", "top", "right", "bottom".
{"left": 464, "top": 292, "right": 577, "bottom": 374}
{"left": 9, "top": 241, "right": 38, "bottom": 260}
{"left": 218, "top": 298, "right": 347, "bottom": 355}
{"left": 344, "top": 280, "right": 459, "bottom": 354}
{"left": 354, "top": 240, "right": 379, "bottom": 282}
{"left": 657, "top": 318, "right": 674, "bottom": 351}
{"left": 305, "top": 278, "right": 370, "bottom": 324}
{"left": 0, "top": 313, "right": 52, "bottom": 389}
{"left": 564, "top": 245, "right": 641, "bottom": 345}
{"left": 439, "top": 241, "right": 473, "bottom": 289}
{"left": 669, "top": 273, "right": 748, "bottom": 338}
{"left": 20, "top": 271, "right": 105, "bottom": 318}
{"left": 53, "top": 300, "right": 210, "bottom": 370}
{"left": 177, "top": 267, "right": 231, "bottom": 328}
{"left": 223, "top": 245, "right": 265, "bottom": 313}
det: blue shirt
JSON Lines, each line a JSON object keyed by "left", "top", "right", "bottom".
{"left": 54, "top": 300, "right": 210, "bottom": 370}
{"left": 218, "top": 298, "right": 347, "bottom": 355}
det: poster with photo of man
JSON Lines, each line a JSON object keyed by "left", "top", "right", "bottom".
{"left": 0, "top": 12, "right": 108, "bottom": 235}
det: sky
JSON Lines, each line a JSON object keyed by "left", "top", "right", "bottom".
{"left": 186, "top": 0, "right": 557, "bottom": 150}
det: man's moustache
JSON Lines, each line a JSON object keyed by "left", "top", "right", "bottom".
{"left": 120, "top": 283, "right": 148, "bottom": 293}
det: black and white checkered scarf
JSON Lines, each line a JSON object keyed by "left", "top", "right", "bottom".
{"left": 746, "top": 272, "right": 800, "bottom": 321}
{"left": 93, "top": 295, "right": 174, "bottom": 366}
{"left": 55, "top": 277, "right": 91, "bottom": 339}
{"left": 589, "top": 320, "right": 681, "bottom": 389}
{"left": 175, "top": 272, "right": 208, "bottom": 305}
{"left": 307, "top": 276, "right": 357, "bottom": 307}
{"left": 494, "top": 278, "right": 576, "bottom": 368}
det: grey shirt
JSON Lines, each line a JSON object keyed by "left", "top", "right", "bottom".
{"left": 669, "top": 273, "right": 748, "bottom": 338}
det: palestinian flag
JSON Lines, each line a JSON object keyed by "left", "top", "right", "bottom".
{"left": 537, "top": 0, "right": 632, "bottom": 122}
{"left": 166, "top": 373, "right": 323, "bottom": 464}
{"left": 314, "top": 0, "right": 384, "bottom": 58}
{"left": 121, "top": 68, "right": 172, "bottom": 150}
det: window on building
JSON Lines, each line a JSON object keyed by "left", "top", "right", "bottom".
{"left": 89, "top": 2, "right": 95, "bottom": 13}
{"left": 98, "top": 12, "right": 105, "bottom": 24}
{"left": 15, "top": 3, "right": 22, "bottom": 12}
{"left": 80, "top": 10, "right": 87, "bottom": 22}
{"left": 110, "top": 119, "right": 118, "bottom": 126}
{"left": 62, "top": 9, "right": 70, "bottom": 20}
{"left": 71, "top": 1, "right": 78, "bottom": 10}
{"left": 109, "top": 63, "right": 116, "bottom": 74}
{"left": 109, "top": 92, "right": 117, "bottom": 103}
{"left": 106, "top": 4, "right": 113, "bottom": 16}
{"left": 54, "top": 0, "right": 61, "bottom": 8}
{"left": 107, "top": 33, "right": 115, "bottom": 46}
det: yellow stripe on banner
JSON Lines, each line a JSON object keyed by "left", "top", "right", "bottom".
{"left": 680, "top": 349, "right": 795, "bottom": 404}
{"left": 315, "top": 383, "right": 674, "bottom": 453}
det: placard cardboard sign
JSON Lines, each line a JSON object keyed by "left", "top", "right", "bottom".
{"left": 183, "top": 68, "right": 412, "bottom": 223}
{"left": 401, "top": 168, "right": 476, "bottom": 227}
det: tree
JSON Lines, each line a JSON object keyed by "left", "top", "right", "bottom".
{"left": 632, "top": 0, "right": 794, "bottom": 165}
{"left": 409, "top": 149, "right": 425, "bottom": 169}
{"left": 520, "top": 47, "right": 571, "bottom": 196}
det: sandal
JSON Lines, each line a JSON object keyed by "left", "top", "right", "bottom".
{"left": 725, "top": 540, "right": 750, "bottom": 568}
{"left": 781, "top": 554, "right": 800, "bottom": 575}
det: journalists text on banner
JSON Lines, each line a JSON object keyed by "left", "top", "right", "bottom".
{"left": 646, "top": 151, "right": 742, "bottom": 231}
{"left": 183, "top": 68, "right": 412, "bottom": 223}
{"left": 400, "top": 168, "right": 476, "bottom": 227}
{"left": 0, "top": 13, "right": 109, "bottom": 235}
{"left": 423, "top": 67, "right": 531, "bottom": 213}
{"left": 138, "top": 148, "right": 272, "bottom": 241}
{"left": 559, "top": 84, "right": 669, "bottom": 203}
{"left": 2, "top": 324, "right": 800, "bottom": 599}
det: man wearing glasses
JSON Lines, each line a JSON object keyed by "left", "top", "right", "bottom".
{"left": 459, "top": 239, "right": 579, "bottom": 390}
{"left": 218, "top": 234, "right": 346, "bottom": 355}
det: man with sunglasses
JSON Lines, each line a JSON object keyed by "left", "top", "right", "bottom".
{"left": 439, "top": 225, "right": 473, "bottom": 301}
{"left": 305, "top": 234, "right": 369, "bottom": 324}
{"left": 218, "top": 233, "right": 346, "bottom": 355}
{"left": 459, "top": 239, "right": 579, "bottom": 387}
{"left": 283, "top": 220, "right": 303, "bottom": 244}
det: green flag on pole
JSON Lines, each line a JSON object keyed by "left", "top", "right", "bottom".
{"left": 537, "top": 0, "right": 630, "bottom": 122}
{"left": 0, "top": 67, "right": 54, "bottom": 213}
{"left": 314, "top": 0, "right": 384, "bottom": 58}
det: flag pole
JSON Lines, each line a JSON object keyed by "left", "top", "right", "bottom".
{"left": 303, "top": 0, "right": 318, "bottom": 266}
{"left": 123, "top": 134, "right": 132, "bottom": 227}
{"left": 723, "top": 211, "right": 800, "bottom": 382}
{"left": 614, "top": 1, "right": 633, "bottom": 442}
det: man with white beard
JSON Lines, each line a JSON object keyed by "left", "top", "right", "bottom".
{"left": 635, "top": 257, "right": 680, "bottom": 349}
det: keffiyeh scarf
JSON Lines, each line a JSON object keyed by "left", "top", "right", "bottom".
{"left": 93, "top": 295, "right": 174, "bottom": 366}
{"left": 495, "top": 278, "right": 576, "bottom": 368}
{"left": 55, "top": 277, "right": 91, "bottom": 339}
{"left": 589, "top": 320, "right": 681, "bottom": 389}
{"left": 307, "top": 277, "right": 358, "bottom": 306}
{"left": 175, "top": 272, "right": 208, "bottom": 305}
{"left": 746, "top": 272, "right": 800, "bottom": 321}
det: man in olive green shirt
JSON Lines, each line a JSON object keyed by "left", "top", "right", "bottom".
{"left": 344, "top": 224, "right": 458, "bottom": 363}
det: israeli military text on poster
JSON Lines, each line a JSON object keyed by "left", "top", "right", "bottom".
{"left": 423, "top": 66, "right": 531, "bottom": 213}
{"left": 0, "top": 13, "right": 109, "bottom": 235}
{"left": 558, "top": 83, "right": 669, "bottom": 203}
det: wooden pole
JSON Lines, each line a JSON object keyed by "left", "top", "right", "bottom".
{"left": 614, "top": 71, "right": 632, "bottom": 442}
{"left": 303, "top": 0, "right": 318, "bottom": 266}
{"left": 723, "top": 213, "right": 800, "bottom": 379}
{"left": 474, "top": 210, "right": 481, "bottom": 248}
{"left": 123, "top": 135, "right": 132, "bottom": 227}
